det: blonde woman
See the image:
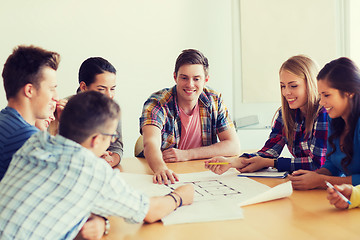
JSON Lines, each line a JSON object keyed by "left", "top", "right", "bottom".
{"left": 206, "top": 55, "right": 328, "bottom": 174}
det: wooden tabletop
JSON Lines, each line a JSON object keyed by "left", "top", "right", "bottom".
{"left": 101, "top": 157, "right": 360, "bottom": 240}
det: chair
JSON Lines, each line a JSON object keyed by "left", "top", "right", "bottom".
{"left": 134, "top": 135, "right": 144, "bottom": 157}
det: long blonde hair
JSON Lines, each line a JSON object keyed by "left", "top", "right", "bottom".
{"left": 279, "top": 55, "right": 320, "bottom": 146}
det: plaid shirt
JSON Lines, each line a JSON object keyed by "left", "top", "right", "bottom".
{"left": 0, "top": 131, "right": 149, "bottom": 240}
{"left": 243, "top": 107, "right": 328, "bottom": 171}
{"left": 139, "top": 85, "right": 235, "bottom": 151}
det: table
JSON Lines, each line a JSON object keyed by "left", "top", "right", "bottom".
{"left": 102, "top": 157, "right": 360, "bottom": 240}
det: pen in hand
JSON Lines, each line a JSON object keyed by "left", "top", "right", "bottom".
{"left": 325, "top": 181, "right": 351, "bottom": 205}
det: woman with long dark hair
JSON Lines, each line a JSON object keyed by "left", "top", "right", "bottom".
{"left": 49, "top": 57, "right": 123, "bottom": 167}
{"left": 290, "top": 57, "right": 360, "bottom": 190}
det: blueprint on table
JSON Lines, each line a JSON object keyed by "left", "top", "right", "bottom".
{"left": 120, "top": 169, "right": 270, "bottom": 225}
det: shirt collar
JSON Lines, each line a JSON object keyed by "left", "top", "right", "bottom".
{"left": 294, "top": 108, "right": 305, "bottom": 123}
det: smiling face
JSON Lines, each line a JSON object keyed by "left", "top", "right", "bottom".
{"left": 280, "top": 70, "right": 308, "bottom": 113}
{"left": 81, "top": 71, "right": 116, "bottom": 99}
{"left": 174, "top": 64, "right": 208, "bottom": 109}
{"left": 35, "top": 101, "right": 56, "bottom": 131}
{"left": 318, "top": 79, "right": 352, "bottom": 121}
{"left": 35, "top": 113, "right": 55, "bottom": 131}
{"left": 31, "top": 67, "right": 59, "bottom": 120}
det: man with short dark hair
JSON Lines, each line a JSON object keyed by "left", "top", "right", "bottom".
{"left": 0, "top": 45, "right": 60, "bottom": 180}
{"left": 139, "top": 49, "right": 240, "bottom": 185}
{"left": 0, "top": 91, "right": 194, "bottom": 239}
{"left": 0, "top": 45, "right": 109, "bottom": 239}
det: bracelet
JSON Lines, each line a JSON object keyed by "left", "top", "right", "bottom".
{"left": 166, "top": 193, "right": 178, "bottom": 210}
{"left": 101, "top": 217, "right": 110, "bottom": 235}
{"left": 171, "top": 191, "right": 183, "bottom": 207}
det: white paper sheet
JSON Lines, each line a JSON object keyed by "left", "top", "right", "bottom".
{"left": 238, "top": 181, "right": 293, "bottom": 207}
{"left": 120, "top": 169, "right": 271, "bottom": 225}
{"left": 162, "top": 198, "right": 244, "bottom": 225}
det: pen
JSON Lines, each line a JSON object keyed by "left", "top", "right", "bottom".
{"left": 325, "top": 181, "right": 351, "bottom": 205}
{"left": 207, "top": 162, "right": 230, "bottom": 165}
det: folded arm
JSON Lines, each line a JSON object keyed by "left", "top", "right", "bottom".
{"left": 163, "top": 127, "right": 240, "bottom": 162}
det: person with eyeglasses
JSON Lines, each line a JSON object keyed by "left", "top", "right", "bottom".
{"left": 46, "top": 57, "right": 123, "bottom": 239}
{"left": 49, "top": 57, "right": 123, "bottom": 167}
{"left": 0, "top": 91, "right": 194, "bottom": 239}
{"left": 100, "top": 132, "right": 120, "bottom": 144}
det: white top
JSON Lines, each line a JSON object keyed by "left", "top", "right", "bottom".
{"left": 0, "top": 131, "right": 149, "bottom": 240}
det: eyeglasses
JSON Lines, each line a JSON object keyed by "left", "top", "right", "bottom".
{"left": 100, "top": 132, "right": 120, "bottom": 144}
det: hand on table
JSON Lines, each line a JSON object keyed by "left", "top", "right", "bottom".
{"left": 289, "top": 170, "right": 324, "bottom": 190}
{"left": 153, "top": 167, "right": 179, "bottom": 185}
{"left": 162, "top": 148, "right": 189, "bottom": 162}
{"left": 236, "top": 156, "right": 271, "bottom": 173}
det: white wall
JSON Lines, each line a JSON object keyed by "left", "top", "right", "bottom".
{"left": 0, "top": 0, "right": 234, "bottom": 157}
{"left": 234, "top": 0, "right": 344, "bottom": 127}
{"left": 231, "top": 0, "right": 346, "bottom": 151}
{"left": 349, "top": 0, "right": 360, "bottom": 66}
{"left": 1, "top": 1, "right": 358, "bottom": 156}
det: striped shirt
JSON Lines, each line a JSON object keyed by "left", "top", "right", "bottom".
{"left": 139, "top": 85, "right": 235, "bottom": 151}
{"left": 0, "top": 131, "right": 149, "bottom": 239}
{"left": 242, "top": 107, "right": 328, "bottom": 171}
{"left": 0, "top": 107, "right": 38, "bottom": 180}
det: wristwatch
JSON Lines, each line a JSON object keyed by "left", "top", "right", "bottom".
{"left": 273, "top": 159, "right": 278, "bottom": 169}
{"left": 103, "top": 217, "right": 110, "bottom": 235}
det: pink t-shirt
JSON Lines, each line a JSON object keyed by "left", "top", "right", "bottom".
{"left": 178, "top": 104, "right": 203, "bottom": 150}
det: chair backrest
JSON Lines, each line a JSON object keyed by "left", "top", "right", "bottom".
{"left": 134, "top": 135, "right": 144, "bottom": 157}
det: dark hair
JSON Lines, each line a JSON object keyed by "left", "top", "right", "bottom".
{"left": 174, "top": 49, "right": 209, "bottom": 77}
{"left": 2, "top": 45, "right": 60, "bottom": 100}
{"left": 59, "top": 91, "right": 120, "bottom": 144}
{"left": 317, "top": 57, "right": 360, "bottom": 172}
{"left": 77, "top": 57, "right": 116, "bottom": 93}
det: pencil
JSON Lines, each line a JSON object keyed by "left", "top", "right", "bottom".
{"left": 207, "top": 162, "right": 230, "bottom": 165}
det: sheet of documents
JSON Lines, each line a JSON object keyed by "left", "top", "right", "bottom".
{"left": 120, "top": 169, "right": 270, "bottom": 225}
{"left": 238, "top": 181, "right": 293, "bottom": 207}
{"left": 237, "top": 167, "right": 288, "bottom": 178}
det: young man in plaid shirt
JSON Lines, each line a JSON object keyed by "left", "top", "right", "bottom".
{"left": 139, "top": 49, "right": 240, "bottom": 185}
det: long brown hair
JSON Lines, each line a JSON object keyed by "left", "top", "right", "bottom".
{"left": 279, "top": 55, "right": 320, "bottom": 146}
{"left": 318, "top": 57, "right": 360, "bottom": 172}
